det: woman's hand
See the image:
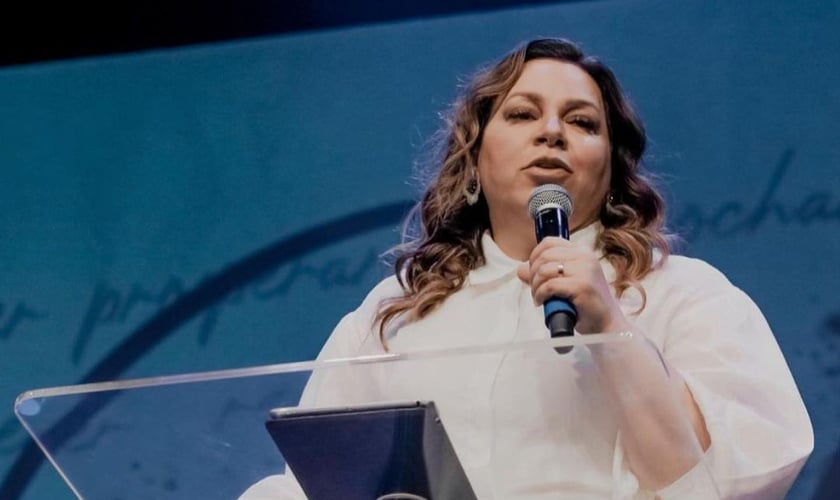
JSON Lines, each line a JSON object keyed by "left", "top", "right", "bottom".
{"left": 516, "top": 236, "right": 629, "bottom": 334}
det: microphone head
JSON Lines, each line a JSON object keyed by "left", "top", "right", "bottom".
{"left": 528, "top": 184, "right": 573, "bottom": 218}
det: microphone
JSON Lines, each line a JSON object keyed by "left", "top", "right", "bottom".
{"left": 527, "top": 184, "right": 577, "bottom": 353}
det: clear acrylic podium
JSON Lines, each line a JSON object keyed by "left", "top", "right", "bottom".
{"left": 15, "top": 332, "right": 718, "bottom": 499}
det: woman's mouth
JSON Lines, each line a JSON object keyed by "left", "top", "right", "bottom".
{"left": 525, "top": 157, "right": 572, "bottom": 172}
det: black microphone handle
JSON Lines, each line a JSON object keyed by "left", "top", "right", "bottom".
{"left": 534, "top": 207, "right": 578, "bottom": 354}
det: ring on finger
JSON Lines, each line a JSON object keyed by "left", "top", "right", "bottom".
{"left": 557, "top": 263, "right": 565, "bottom": 275}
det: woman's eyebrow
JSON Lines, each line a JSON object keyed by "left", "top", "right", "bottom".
{"left": 505, "top": 91, "right": 543, "bottom": 105}
{"left": 504, "top": 92, "right": 601, "bottom": 112}
{"left": 563, "top": 98, "right": 601, "bottom": 112}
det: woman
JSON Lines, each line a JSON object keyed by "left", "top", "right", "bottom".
{"left": 243, "top": 38, "right": 812, "bottom": 499}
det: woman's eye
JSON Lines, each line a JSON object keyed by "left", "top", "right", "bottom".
{"left": 506, "top": 109, "right": 536, "bottom": 121}
{"left": 570, "top": 116, "right": 598, "bottom": 132}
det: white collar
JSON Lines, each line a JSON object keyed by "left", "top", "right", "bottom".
{"left": 468, "top": 222, "right": 602, "bottom": 286}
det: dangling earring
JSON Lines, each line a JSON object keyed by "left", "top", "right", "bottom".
{"left": 464, "top": 170, "right": 481, "bottom": 206}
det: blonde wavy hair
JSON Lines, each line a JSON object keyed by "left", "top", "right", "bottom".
{"left": 376, "top": 38, "right": 671, "bottom": 344}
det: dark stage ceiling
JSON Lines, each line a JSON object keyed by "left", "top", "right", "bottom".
{"left": 1, "top": 1, "right": 572, "bottom": 68}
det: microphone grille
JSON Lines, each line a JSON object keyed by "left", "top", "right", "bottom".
{"left": 527, "top": 184, "right": 573, "bottom": 218}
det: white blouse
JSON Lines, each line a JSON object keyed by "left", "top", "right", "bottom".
{"left": 241, "top": 223, "right": 812, "bottom": 499}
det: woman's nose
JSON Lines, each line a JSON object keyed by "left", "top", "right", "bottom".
{"left": 535, "top": 116, "right": 566, "bottom": 148}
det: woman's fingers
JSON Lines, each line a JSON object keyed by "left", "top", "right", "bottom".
{"left": 519, "top": 237, "right": 624, "bottom": 334}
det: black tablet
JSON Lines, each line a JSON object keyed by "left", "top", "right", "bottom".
{"left": 265, "top": 400, "right": 477, "bottom": 500}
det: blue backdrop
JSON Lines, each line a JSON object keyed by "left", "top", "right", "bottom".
{"left": 1, "top": 0, "right": 838, "bottom": 498}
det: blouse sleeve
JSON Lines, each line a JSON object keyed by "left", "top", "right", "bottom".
{"left": 296, "top": 276, "right": 398, "bottom": 407}
{"left": 237, "top": 277, "right": 397, "bottom": 499}
{"left": 648, "top": 258, "right": 813, "bottom": 499}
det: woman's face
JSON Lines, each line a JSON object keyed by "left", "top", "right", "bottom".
{"left": 477, "top": 58, "right": 612, "bottom": 236}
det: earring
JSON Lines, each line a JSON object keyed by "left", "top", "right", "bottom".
{"left": 464, "top": 170, "right": 481, "bottom": 206}
{"left": 607, "top": 192, "right": 616, "bottom": 206}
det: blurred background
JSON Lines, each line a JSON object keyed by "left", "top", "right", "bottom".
{"left": 1, "top": 0, "right": 838, "bottom": 498}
